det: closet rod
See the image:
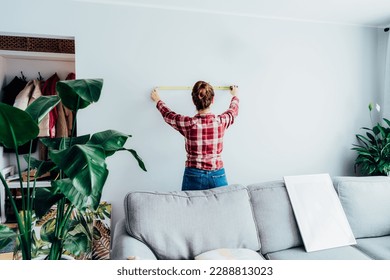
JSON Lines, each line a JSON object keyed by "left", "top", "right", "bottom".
{"left": 157, "top": 86, "right": 231, "bottom": 90}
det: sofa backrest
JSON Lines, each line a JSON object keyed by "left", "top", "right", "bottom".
{"left": 247, "top": 181, "right": 303, "bottom": 255}
{"left": 124, "top": 185, "right": 260, "bottom": 260}
{"left": 332, "top": 176, "right": 390, "bottom": 239}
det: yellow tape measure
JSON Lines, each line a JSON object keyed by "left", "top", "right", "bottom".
{"left": 156, "top": 86, "right": 231, "bottom": 90}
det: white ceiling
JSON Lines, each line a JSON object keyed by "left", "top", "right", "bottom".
{"left": 76, "top": 0, "right": 390, "bottom": 28}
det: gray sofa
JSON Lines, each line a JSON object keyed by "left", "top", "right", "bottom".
{"left": 111, "top": 176, "right": 390, "bottom": 260}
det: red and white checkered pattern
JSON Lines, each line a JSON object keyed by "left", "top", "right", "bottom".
{"left": 156, "top": 96, "right": 239, "bottom": 170}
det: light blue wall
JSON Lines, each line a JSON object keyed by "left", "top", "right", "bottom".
{"left": 0, "top": 0, "right": 384, "bottom": 225}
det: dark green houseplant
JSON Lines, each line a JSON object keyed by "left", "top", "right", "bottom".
{"left": 0, "top": 79, "right": 146, "bottom": 259}
{"left": 352, "top": 103, "right": 390, "bottom": 176}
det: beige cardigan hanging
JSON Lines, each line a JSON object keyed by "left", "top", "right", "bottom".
{"left": 13, "top": 79, "right": 50, "bottom": 137}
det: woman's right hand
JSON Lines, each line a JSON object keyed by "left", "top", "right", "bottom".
{"left": 230, "top": 85, "right": 238, "bottom": 96}
{"left": 151, "top": 88, "right": 161, "bottom": 103}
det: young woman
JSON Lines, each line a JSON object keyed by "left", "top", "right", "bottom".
{"left": 151, "top": 81, "right": 239, "bottom": 191}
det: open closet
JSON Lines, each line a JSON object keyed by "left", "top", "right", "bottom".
{"left": 0, "top": 33, "right": 76, "bottom": 223}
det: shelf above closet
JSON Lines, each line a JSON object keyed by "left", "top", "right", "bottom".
{"left": 0, "top": 34, "right": 75, "bottom": 62}
{"left": 0, "top": 50, "right": 75, "bottom": 62}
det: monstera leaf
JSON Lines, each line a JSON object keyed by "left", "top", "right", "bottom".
{"left": 56, "top": 79, "right": 103, "bottom": 111}
{"left": 0, "top": 103, "right": 39, "bottom": 149}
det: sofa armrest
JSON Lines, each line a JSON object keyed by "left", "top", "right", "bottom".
{"left": 111, "top": 218, "right": 157, "bottom": 260}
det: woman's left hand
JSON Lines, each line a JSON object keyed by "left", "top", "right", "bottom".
{"left": 151, "top": 88, "right": 161, "bottom": 103}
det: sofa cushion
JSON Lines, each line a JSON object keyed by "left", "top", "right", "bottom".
{"left": 111, "top": 219, "right": 157, "bottom": 260}
{"left": 265, "top": 246, "right": 372, "bottom": 260}
{"left": 194, "top": 248, "right": 264, "bottom": 260}
{"left": 124, "top": 185, "right": 260, "bottom": 260}
{"left": 247, "top": 181, "right": 303, "bottom": 255}
{"left": 333, "top": 176, "right": 390, "bottom": 238}
{"left": 355, "top": 236, "right": 390, "bottom": 260}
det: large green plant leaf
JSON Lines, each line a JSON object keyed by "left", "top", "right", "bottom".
{"left": 50, "top": 144, "right": 108, "bottom": 192}
{"left": 0, "top": 103, "right": 39, "bottom": 148}
{"left": 52, "top": 178, "right": 104, "bottom": 211}
{"left": 40, "top": 135, "right": 90, "bottom": 150}
{"left": 49, "top": 144, "right": 108, "bottom": 211}
{"left": 376, "top": 124, "right": 386, "bottom": 138}
{"left": 87, "top": 130, "right": 147, "bottom": 170}
{"left": 383, "top": 118, "right": 390, "bottom": 127}
{"left": 56, "top": 79, "right": 103, "bottom": 111}
{"left": 366, "top": 132, "right": 376, "bottom": 144}
{"left": 23, "top": 156, "right": 57, "bottom": 178}
{"left": 125, "top": 149, "right": 147, "bottom": 171}
{"left": 25, "top": 95, "right": 60, "bottom": 124}
{"left": 0, "top": 225, "right": 16, "bottom": 250}
{"left": 88, "top": 130, "right": 130, "bottom": 156}
{"left": 34, "top": 188, "right": 63, "bottom": 218}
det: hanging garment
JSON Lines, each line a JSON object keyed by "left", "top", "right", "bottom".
{"left": 13, "top": 79, "right": 35, "bottom": 110}
{"left": 0, "top": 76, "right": 27, "bottom": 105}
{"left": 13, "top": 79, "right": 50, "bottom": 137}
{"left": 55, "top": 72, "right": 75, "bottom": 137}
{"left": 42, "top": 73, "right": 60, "bottom": 138}
{"left": 66, "top": 72, "right": 75, "bottom": 80}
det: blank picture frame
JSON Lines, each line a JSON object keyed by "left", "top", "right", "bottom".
{"left": 284, "top": 173, "right": 356, "bottom": 252}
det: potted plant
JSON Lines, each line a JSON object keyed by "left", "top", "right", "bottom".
{"left": 0, "top": 79, "right": 146, "bottom": 259}
{"left": 352, "top": 103, "right": 390, "bottom": 176}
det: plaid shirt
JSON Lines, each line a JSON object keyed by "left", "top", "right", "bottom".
{"left": 156, "top": 96, "right": 239, "bottom": 170}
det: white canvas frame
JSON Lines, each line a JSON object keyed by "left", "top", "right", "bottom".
{"left": 284, "top": 173, "right": 356, "bottom": 252}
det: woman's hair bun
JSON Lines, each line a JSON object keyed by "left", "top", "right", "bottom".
{"left": 192, "top": 81, "right": 214, "bottom": 111}
{"left": 198, "top": 89, "right": 206, "bottom": 99}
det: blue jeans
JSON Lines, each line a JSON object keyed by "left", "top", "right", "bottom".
{"left": 181, "top": 167, "right": 228, "bottom": 191}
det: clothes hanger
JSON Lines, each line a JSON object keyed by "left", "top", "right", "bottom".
{"left": 37, "top": 72, "right": 44, "bottom": 81}
{"left": 20, "top": 71, "right": 27, "bottom": 81}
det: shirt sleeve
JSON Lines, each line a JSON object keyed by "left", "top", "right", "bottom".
{"left": 219, "top": 96, "right": 239, "bottom": 129}
{"left": 156, "top": 100, "right": 193, "bottom": 135}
